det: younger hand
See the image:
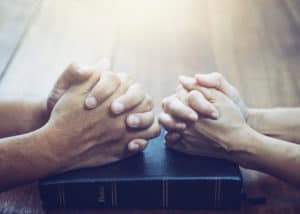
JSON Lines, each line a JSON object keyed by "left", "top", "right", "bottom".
{"left": 160, "top": 85, "right": 249, "bottom": 158}
{"left": 179, "top": 73, "right": 248, "bottom": 120}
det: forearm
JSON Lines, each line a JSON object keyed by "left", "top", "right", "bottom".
{"left": 233, "top": 125, "right": 300, "bottom": 187}
{"left": 247, "top": 108, "right": 300, "bottom": 143}
{"left": 0, "top": 98, "right": 49, "bottom": 138}
{"left": 0, "top": 127, "right": 59, "bottom": 192}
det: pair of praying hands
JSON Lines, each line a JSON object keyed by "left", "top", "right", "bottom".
{"left": 160, "top": 73, "right": 249, "bottom": 161}
{"left": 3, "top": 59, "right": 300, "bottom": 191}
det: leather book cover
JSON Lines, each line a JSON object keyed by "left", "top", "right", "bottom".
{"left": 39, "top": 128, "right": 243, "bottom": 209}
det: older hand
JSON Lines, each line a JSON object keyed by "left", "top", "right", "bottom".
{"left": 43, "top": 70, "right": 160, "bottom": 172}
{"left": 47, "top": 59, "right": 155, "bottom": 152}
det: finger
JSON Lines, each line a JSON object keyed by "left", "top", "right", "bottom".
{"left": 165, "top": 132, "right": 181, "bottom": 145}
{"left": 128, "top": 139, "right": 148, "bottom": 152}
{"left": 47, "top": 63, "right": 92, "bottom": 109}
{"left": 114, "top": 72, "right": 131, "bottom": 95}
{"left": 158, "top": 112, "right": 186, "bottom": 131}
{"left": 127, "top": 111, "right": 155, "bottom": 129}
{"left": 178, "top": 76, "right": 217, "bottom": 102}
{"left": 175, "top": 85, "right": 189, "bottom": 103}
{"left": 178, "top": 75, "right": 198, "bottom": 91}
{"left": 195, "top": 72, "right": 236, "bottom": 97}
{"left": 134, "top": 117, "right": 161, "bottom": 140}
{"left": 111, "top": 83, "right": 145, "bottom": 114}
{"left": 162, "top": 96, "right": 198, "bottom": 122}
{"left": 85, "top": 72, "right": 121, "bottom": 109}
{"left": 76, "top": 70, "right": 102, "bottom": 93}
{"left": 178, "top": 75, "right": 216, "bottom": 101}
{"left": 116, "top": 72, "right": 133, "bottom": 86}
{"left": 61, "top": 63, "right": 93, "bottom": 86}
{"left": 188, "top": 90, "right": 219, "bottom": 119}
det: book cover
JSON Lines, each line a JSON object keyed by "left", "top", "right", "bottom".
{"left": 39, "top": 128, "right": 243, "bottom": 209}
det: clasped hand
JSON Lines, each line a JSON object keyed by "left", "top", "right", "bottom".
{"left": 159, "top": 73, "right": 251, "bottom": 161}
{"left": 44, "top": 61, "right": 160, "bottom": 172}
{"left": 45, "top": 62, "right": 250, "bottom": 173}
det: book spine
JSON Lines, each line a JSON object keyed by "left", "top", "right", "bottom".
{"left": 39, "top": 179, "right": 241, "bottom": 209}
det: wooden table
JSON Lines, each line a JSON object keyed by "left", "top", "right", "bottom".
{"left": 1, "top": 0, "right": 300, "bottom": 213}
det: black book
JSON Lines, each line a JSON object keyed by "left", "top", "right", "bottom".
{"left": 39, "top": 128, "right": 243, "bottom": 209}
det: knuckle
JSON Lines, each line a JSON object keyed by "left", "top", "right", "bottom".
{"left": 107, "top": 72, "right": 120, "bottom": 85}
{"left": 130, "top": 83, "right": 146, "bottom": 101}
{"left": 115, "top": 120, "right": 126, "bottom": 132}
{"left": 189, "top": 90, "right": 199, "bottom": 98}
{"left": 144, "top": 95, "right": 154, "bottom": 111}
{"left": 188, "top": 90, "right": 200, "bottom": 104}
{"left": 161, "top": 97, "right": 168, "bottom": 108}
{"left": 162, "top": 96, "right": 173, "bottom": 110}
{"left": 213, "top": 72, "right": 224, "bottom": 87}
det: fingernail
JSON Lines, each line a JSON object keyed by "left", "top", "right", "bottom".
{"left": 128, "top": 115, "right": 140, "bottom": 127}
{"left": 211, "top": 111, "right": 219, "bottom": 119}
{"left": 129, "top": 143, "right": 139, "bottom": 151}
{"left": 112, "top": 101, "right": 124, "bottom": 114}
{"left": 189, "top": 112, "right": 198, "bottom": 121}
{"left": 175, "top": 123, "right": 186, "bottom": 129}
{"left": 85, "top": 96, "right": 97, "bottom": 109}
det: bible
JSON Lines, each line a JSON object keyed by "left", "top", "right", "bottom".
{"left": 39, "top": 128, "right": 243, "bottom": 209}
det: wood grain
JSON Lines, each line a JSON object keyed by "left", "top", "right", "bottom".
{"left": 1, "top": 0, "right": 300, "bottom": 213}
{"left": 0, "top": 0, "right": 40, "bottom": 80}
{"left": 0, "top": 0, "right": 118, "bottom": 98}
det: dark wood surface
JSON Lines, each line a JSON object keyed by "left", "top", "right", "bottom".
{"left": 0, "top": 0, "right": 300, "bottom": 213}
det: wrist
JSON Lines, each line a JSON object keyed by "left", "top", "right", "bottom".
{"left": 19, "top": 99, "right": 50, "bottom": 134}
{"left": 229, "top": 125, "right": 265, "bottom": 169}
{"left": 7, "top": 126, "right": 64, "bottom": 180}
{"left": 223, "top": 124, "right": 259, "bottom": 166}
{"left": 247, "top": 108, "right": 266, "bottom": 132}
{"left": 32, "top": 123, "right": 69, "bottom": 174}
{"left": 34, "top": 99, "right": 50, "bottom": 128}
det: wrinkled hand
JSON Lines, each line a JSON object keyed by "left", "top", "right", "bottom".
{"left": 44, "top": 70, "right": 160, "bottom": 172}
{"left": 47, "top": 59, "right": 154, "bottom": 151}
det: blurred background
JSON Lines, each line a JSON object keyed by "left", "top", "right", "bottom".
{"left": 1, "top": 0, "right": 300, "bottom": 112}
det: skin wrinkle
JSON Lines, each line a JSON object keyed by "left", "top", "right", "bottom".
{"left": 0, "top": 61, "right": 161, "bottom": 191}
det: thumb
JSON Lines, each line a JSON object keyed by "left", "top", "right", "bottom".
{"left": 47, "top": 63, "right": 92, "bottom": 110}
{"left": 128, "top": 139, "right": 148, "bottom": 152}
{"left": 195, "top": 73, "right": 235, "bottom": 98}
{"left": 54, "top": 63, "right": 93, "bottom": 90}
